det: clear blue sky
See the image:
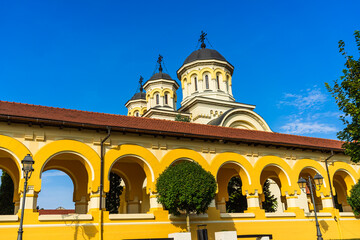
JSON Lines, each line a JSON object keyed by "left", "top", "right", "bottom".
{"left": 0, "top": 0, "right": 359, "bottom": 209}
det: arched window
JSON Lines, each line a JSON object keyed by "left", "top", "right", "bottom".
{"left": 226, "top": 76, "right": 229, "bottom": 92}
{"left": 156, "top": 94, "right": 160, "bottom": 105}
{"left": 205, "top": 75, "right": 209, "bottom": 89}
{"left": 164, "top": 93, "right": 168, "bottom": 105}
{"left": 194, "top": 76, "right": 198, "bottom": 91}
{"left": 134, "top": 111, "right": 139, "bottom": 117}
{"left": 216, "top": 75, "right": 220, "bottom": 90}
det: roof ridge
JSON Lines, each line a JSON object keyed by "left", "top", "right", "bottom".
{"left": 0, "top": 100, "right": 123, "bottom": 118}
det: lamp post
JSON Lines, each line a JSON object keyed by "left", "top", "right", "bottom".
{"left": 17, "top": 154, "right": 34, "bottom": 240}
{"left": 298, "top": 173, "right": 324, "bottom": 240}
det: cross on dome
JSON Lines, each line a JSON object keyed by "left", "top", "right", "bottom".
{"left": 199, "top": 31, "right": 207, "bottom": 49}
{"left": 157, "top": 54, "right": 163, "bottom": 72}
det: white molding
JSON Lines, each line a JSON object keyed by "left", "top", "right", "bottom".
{"left": 220, "top": 213, "right": 255, "bottom": 218}
{"left": 265, "top": 212, "right": 296, "bottom": 218}
{"left": 38, "top": 214, "right": 93, "bottom": 221}
{"left": 109, "top": 213, "right": 155, "bottom": 220}
{"left": 0, "top": 215, "right": 18, "bottom": 222}
{"left": 169, "top": 213, "right": 208, "bottom": 220}
{"left": 339, "top": 212, "right": 355, "bottom": 217}
{"left": 304, "top": 212, "right": 332, "bottom": 217}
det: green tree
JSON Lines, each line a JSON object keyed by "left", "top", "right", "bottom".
{"left": 325, "top": 30, "right": 360, "bottom": 163}
{"left": 347, "top": 179, "right": 360, "bottom": 215}
{"left": 156, "top": 161, "right": 216, "bottom": 232}
{"left": 262, "top": 179, "right": 277, "bottom": 213}
{"left": 105, "top": 172, "right": 123, "bottom": 214}
{"left": 174, "top": 114, "right": 190, "bottom": 122}
{"left": 226, "top": 176, "right": 247, "bottom": 213}
{"left": 0, "top": 171, "right": 15, "bottom": 215}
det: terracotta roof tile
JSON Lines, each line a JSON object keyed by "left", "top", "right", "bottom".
{"left": 0, "top": 101, "right": 343, "bottom": 151}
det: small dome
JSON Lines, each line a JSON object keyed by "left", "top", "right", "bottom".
{"left": 130, "top": 92, "right": 146, "bottom": 100}
{"left": 149, "top": 72, "right": 173, "bottom": 81}
{"left": 183, "top": 48, "right": 227, "bottom": 65}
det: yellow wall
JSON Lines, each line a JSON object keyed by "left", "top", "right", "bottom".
{"left": 0, "top": 122, "right": 360, "bottom": 240}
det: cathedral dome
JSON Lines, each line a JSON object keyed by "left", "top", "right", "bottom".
{"left": 183, "top": 48, "right": 227, "bottom": 65}
{"left": 149, "top": 72, "right": 173, "bottom": 81}
{"left": 130, "top": 92, "right": 146, "bottom": 100}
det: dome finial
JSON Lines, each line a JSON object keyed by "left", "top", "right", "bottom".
{"left": 199, "top": 31, "right": 207, "bottom": 49}
{"left": 139, "top": 75, "right": 144, "bottom": 92}
{"left": 157, "top": 54, "right": 163, "bottom": 72}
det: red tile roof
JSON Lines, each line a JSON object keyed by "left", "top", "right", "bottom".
{"left": 0, "top": 101, "right": 343, "bottom": 151}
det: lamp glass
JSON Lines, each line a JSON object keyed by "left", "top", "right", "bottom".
{"left": 297, "top": 177, "right": 307, "bottom": 189}
{"left": 22, "top": 154, "right": 34, "bottom": 172}
{"left": 314, "top": 173, "right": 323, "bottom": 187}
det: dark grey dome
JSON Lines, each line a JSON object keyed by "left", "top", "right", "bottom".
{"left": 183, "top": 48, "right": 227, "bottom": 65}
{"left": 149, "top": 72, "right": 173, "bottom": 81}
{"left": 130, "top": 92, "right": 146, "bottom": 100}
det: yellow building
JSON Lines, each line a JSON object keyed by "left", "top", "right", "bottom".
{"left": 0, "top": 37, "right": 359, "bottom": 240}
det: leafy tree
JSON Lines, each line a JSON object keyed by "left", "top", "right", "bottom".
{"left": 175, "top": 114, "right": 190, "bottom": 122}
{"left": 347, "top": 179, "right": 360, "bottom": 215}
{"left": 262, "top": 179, "right": 277, "bottom": 213}
{"left": 106, "top": 172, "right": 123, "bottom": 214}
{"left": 325, "top": 30, "right": 360, "bottom": 163}
{"left": 0, "top": 171, "right": 14, "bottom": 215}
{"left": 226, "top": 176, "right": 247, "bottom": 213}
{"left": 156, "top": 161, "right": 216, "bottom": 232}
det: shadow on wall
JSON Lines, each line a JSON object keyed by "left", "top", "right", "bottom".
{"left": 62, "top": 218, "right": 97, "bottom": 240}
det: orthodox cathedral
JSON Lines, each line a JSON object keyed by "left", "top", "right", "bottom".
{"left": 0, "top": 33, "right": 359, "bottom": 240}
{"left": 125, "top": 33, "right": 271, "bottom": 132}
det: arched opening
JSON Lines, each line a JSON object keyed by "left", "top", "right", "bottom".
{"left": 216, "top": 75, "right": 220, "bottom": 90}
{"left": 298, "top": 168, "right": 323, "bottom": 213}
{"left": 0, "top": 169, "right": 15, "bottom": 215}
{"left": 333, "top": 170, "right": 354, "bottom": 212}
{"left": 155, "top": 93, "right": 160, "bottom": 105}
{"left": 134, "top": 111, "right": 140, "bottom": 117}
{"left": 259, "top": 165, "right": 288, "bottom": 213}
{"left": 205, "top": 75, "right": 210, "bottom": 89}
{"left": 164, "top": 93, "right": 168, "bottom": 105}
{"left": 38, "top": 169, "right": 75, "bottom": 214}
{"left": 39, "top": 152, "right": 91, "bottom": 214}
{"left": 107, "top": 156, "right": 151, "bottom": 214}
{"left": 0, "top": 150, "right": 20, "bottom": 215}
{"left": 216, "top": 162, "right": 249, "bottom": 213}
{"left": 226, "top": 176, "right": 247, "bottom": 213}
{"left": 194, "top": 76, "right": 198, "bottom": 91}
{"left": 226, "top": 75, "right": 229, "bottom": 92}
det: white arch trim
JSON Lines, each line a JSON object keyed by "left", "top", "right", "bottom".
{"left": 108, "top": 154, "right": 155, "bottom": 182}
{"left": 298, "top": 166, "right": 327, "bottom": 188}
{"left": 39, "top": 151, "right": 95, "bottom": 181}
{"left": 217, "top": 161, "right": 252, "bottom": 185}
{"left": 334, "top": 169, "right": 356, "bottom": 185}
{"left": 265, "top": 164, "right": 292, "bottom": 187}
{"left": 0, "top": 147, "right": 23, "bottom": 178}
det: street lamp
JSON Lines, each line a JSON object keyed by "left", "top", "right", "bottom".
{"left": 17, "top": 154, "right": 34, "bottom": 240}
{"left": 298, "top": 173, "right": 324, "bottom": 240}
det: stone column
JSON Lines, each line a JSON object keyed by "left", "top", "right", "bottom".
{"left": 286, "top": 193, "right": 299, "bottom": 209}
{"left": 19, "top": 185, "right": 38, "bottom": 210}
{"left": 149, "top": 192, "right": 163, "bottom": 210}
{"left": 88, "top": 191, "right": 105, "bottom": 211}
{"left": 127, "top": 196, "right": 140, "bottom": 213}
{"left": 246, "top": 192, "right": 260, "bottom": 209}
{"left": 75, "top": 196, "right": 88, "bottom": 214}
{"left": 321, "top": 195, "right": 334, "bottom": 211}
{"left": 14, "top": 201, "right": 20, "bottom": 214}
{"left": 216, "top": 197, "right": 227, "bottom": 213}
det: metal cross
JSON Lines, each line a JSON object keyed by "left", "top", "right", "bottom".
{"left": 199, "top": 31, "right": 207, "bottom": 48}
{"left": 139, "top": 75, "right": 144, "bottom": 92}
{"left": 157, "top": 54, "right": 163, "bottom": 72}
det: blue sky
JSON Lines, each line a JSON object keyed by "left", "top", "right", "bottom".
{"left": 0, "top": 0, "right": 359, "bottom": 209}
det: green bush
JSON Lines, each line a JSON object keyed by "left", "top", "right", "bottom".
{"left": 347, "top": 179, "right": 360, "bottom": 215}
{"left": 156, "top": 161, "right": 216, "bottom": 231}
